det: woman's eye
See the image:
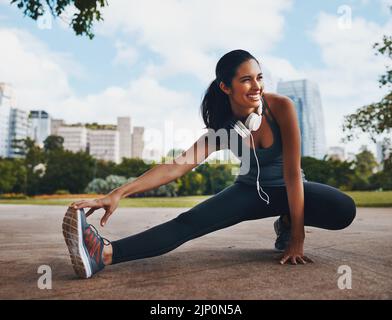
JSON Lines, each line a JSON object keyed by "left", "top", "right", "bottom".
{"left": 242, "top": 77, "right": 263, "bottom": 83}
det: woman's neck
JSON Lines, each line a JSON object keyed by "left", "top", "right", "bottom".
{"left": 230, "top": 100, "right": 257, "bottom": 121}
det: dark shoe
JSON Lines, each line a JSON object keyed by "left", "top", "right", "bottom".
{"left": 273, "top": 216, "right": 291, "bottom": 252}
{"left": 62, "top": 207, "right": 110, "bottom": 278}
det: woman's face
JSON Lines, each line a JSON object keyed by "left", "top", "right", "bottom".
{"left": 220, "top": 59, "right": 264, "bottom": 118}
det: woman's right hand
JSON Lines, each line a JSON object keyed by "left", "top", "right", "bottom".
{"left": 70, "top": 191, "right": 122, "bottom": 227}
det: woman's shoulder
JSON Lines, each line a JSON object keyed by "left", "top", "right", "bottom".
{"left": 263, "top": 92, "right": 294, "bottom": 121}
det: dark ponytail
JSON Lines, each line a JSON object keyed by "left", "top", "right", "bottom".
{"left": 201, "top": 49, "right": 259, "bottom": 130}
{"left": 201, "top": 80, "right": 232, "bottom": 131}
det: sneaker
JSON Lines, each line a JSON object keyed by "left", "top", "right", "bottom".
{"left": 62, "top": 207, "right": 110, "bottom": 279}
{"left": 273, "top": 216, "right": 291, "bottom": 252}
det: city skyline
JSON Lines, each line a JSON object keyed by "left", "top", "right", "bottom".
{"left": 0, "top": 1, "right": 391, "bottom": 156}
{"left": 0, "top": 80, "right": 386, "bottom": 162}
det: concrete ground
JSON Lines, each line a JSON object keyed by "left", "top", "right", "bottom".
{"left": 0, "top": 204, "right": 391, "bottom": 300}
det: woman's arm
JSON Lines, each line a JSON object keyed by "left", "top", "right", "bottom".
{"left": 72, "top": 132, "right": 220, "bottom": 226}
{"left": 112, "top": 132, "right": 219, "bottom": 198}
{"left": 274, "top": 95, "right": 308, "bottom": 264}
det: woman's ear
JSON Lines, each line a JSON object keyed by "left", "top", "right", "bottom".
{"left": 219, "top": 81, "right": 231, "bottom": 95}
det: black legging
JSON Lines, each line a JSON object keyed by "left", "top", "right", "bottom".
{"left": 111, "top": 181, "right": 356, "bottom": 264}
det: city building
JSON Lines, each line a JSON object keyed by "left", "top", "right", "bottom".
{"left": 51, "top": 119, "right": 65, "bottom": 136}
{"left": 0, "top": 83, "right": 13, "bottom": 157}
{"left": 277, "top": 79, "right": 327, "bottom": 159}
{"left": 28, "top": 110, "right": 51, "bottom": 147}
{"left": 57, "top": 126, "right": 88, "bottom": 153}
{"left": 88, "top": 129, "right": 120, "bottom": 163}
{"left": 117, "top": 117, "right": 132, "bottom": 160}
{"left": 8, "top": 108, "right": 29, "bottom": 157}
{"left": 132, "top": 126, "right": 145, "bottom": 159}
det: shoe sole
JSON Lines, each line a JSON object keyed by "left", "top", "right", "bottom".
{"left": 62, "top": 207, "right": 92, "bottom": 279}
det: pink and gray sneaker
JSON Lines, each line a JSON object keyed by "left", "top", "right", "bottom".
{"left": 62, "top": 207, "right": 110, "bottom": 279}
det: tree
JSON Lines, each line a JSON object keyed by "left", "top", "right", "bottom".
{"left": 43, "top": 135, "right": 64, "bottom": 152}
{"left": 342, "top": 10, "right": 392, "bottom": 144}
{"left": 327, "top": 158, "right": 356, "bottom": 190}
{"left": 10, "top": 0, "right": 107, "bottom": 39}
{"left": 301, "top": 156, "right": 332, "bottom": 184}
{"left": 0, "top": 159, "right": 18, "bottom": 193}
{"left": 113, "top": 158, "right": 153, "bottom": 178}
{"left": 301, "top": 156, "right": 356, "bottom": 190}
{"left": 195, "top": 163, "right": 236, "bottom": 194}
{"left": 40, "top": 150, "right": 95, "bottom": 194}
{"left": 14, "top": 138, "right": 44, "bottom": 195}
{"left": 354, "top": 148, "right": 378, "bottom": 178}
{"left": 177, "top": 170, "right": 205, "bottom": 196}
{"left": 93, "top": 159, "right": 116, "bottom": 179}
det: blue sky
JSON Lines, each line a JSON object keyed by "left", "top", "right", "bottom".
{"left": 0, "top": 0, "right": 391, "bottom": 156}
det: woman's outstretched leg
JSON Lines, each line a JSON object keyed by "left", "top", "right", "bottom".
{"left": 110, "top": 182, "right": 277, "bottom": 264}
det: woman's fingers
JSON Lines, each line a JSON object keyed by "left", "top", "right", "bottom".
{"left": 100, "top": 210, "right": 113, "bottom": 227}
{"left": 70, "top": 199, "right": 101, "bottom": 209}
{"left": 297, "top": 256, "right": 307, "bottom": 265}
{"left": 280, "top": 255, "right": 289, "bottom": 265}
{"left": 290, "top": 256, "right": 298, "bottom": 265}
{"left": 280, "top": 255, "right": 312, "bottom": 265}
{"left": 85, "top": 208, "right": 97, "bottom": 217}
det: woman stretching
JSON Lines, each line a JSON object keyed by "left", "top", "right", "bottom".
{"left": 62, "top": 49, "right": 356, "bottom": 279}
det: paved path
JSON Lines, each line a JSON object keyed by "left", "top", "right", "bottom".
{"left": 0, "top": 205, "right": 391, "bottom": 299}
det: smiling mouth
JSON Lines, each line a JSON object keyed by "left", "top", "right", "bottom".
{"left": 247, "top": 94, "right": 261, "bottom": 101}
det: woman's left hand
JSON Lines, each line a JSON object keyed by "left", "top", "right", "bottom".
{"left": 279, "top": 238, "right": 314, "bottom": 265}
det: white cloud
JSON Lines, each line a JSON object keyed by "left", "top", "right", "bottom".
{"left": 0, "top": 27, "right": 75, "bottom": 108}
{"left": 98, "top": 0, "right": 293, "bottom": 82}
{"left": 56, "top": 76, "right": 205, "bottom": 152}
{"left": 305, "top": 12, "right": 392, "bottom": 154}
{"left": 0, "top": 27, "right": 204, "bottom": 153}
{"left": 5, "top": 1, "right": 390, "bottom": 157}
{"left": 113, "top": 40, "right": 139, "bottom": 67}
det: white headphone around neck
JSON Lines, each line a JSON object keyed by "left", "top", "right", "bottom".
{"left": 231, "top": 98, "right": 263, "bottom": 138}
{"left": 228, "top": 97, "right": 270, "bottom": 205}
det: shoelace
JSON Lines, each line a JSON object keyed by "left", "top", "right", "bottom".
{"left": 88, "top": 224, "right": 111, "bottom": 246}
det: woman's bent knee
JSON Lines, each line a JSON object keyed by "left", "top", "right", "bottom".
{"left": 334, "top": 194, "right": 357, "bottom": 230}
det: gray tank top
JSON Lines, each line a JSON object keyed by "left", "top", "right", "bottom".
{"left": 230, "top": 97, "right": 307, "bottom": 187}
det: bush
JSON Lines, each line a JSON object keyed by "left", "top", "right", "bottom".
{"left": 85, "top": 178, "right": 108, "bottom": 194}
{"left": 143, "top": 181, "right": 179, "bottom": 197}
{"left": 105, "top": 175, "right": 128, "bottom": 191}
{"left": 85, "top": 175, "right": 131, "bottom": 194}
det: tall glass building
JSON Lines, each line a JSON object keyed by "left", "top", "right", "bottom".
{"left": 0, "top": 83, "right": 13, "bottom": 158}
{"left": 9, "top": 108, "right": 29, "bottom": 158}
{"left": 277, "top": 79, "right": 327, "bottom": 159}
{"left": 28, "top": 110, "right": 51, "bottom": 147}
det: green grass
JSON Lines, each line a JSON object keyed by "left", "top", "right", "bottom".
{"left": 0, "top": 196, "right": 211, "bottom": 208}
{"left": 345, "top": 191, "right": 392, "bottom": 208}
{"left": 0, "top": 192, "right": 391, "bottom": 207}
